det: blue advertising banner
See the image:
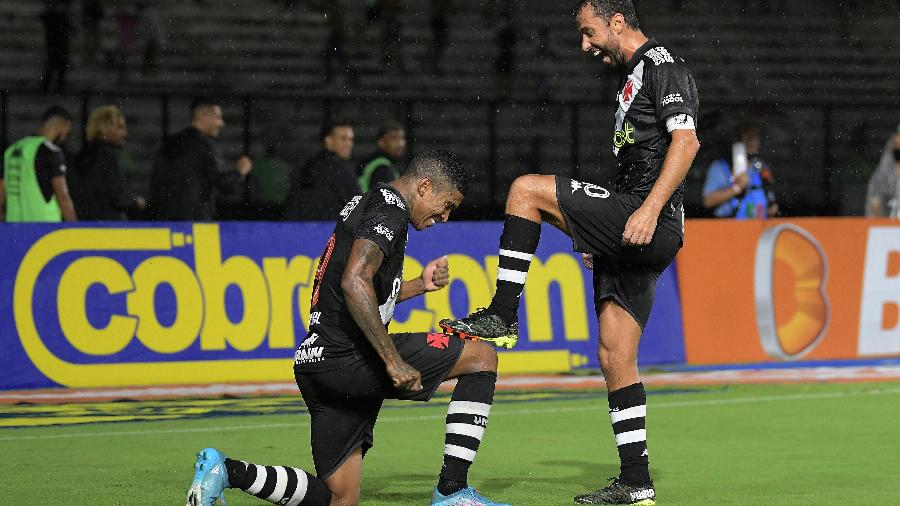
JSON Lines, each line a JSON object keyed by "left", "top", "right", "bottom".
{"left": 0, "top": 222, "right": 685, "bottom": 390}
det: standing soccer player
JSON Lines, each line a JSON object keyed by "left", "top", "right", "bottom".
{"left": 186, "top": 151, "right": 509, "bottom": 506}
{"left": 440, "top": 2, "right": 700, "bottom": 504}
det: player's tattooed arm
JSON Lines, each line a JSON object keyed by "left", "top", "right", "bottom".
{"left": 342, "top": 238, "right": 423, "bottom": 391}
{"left": 399, "top": 256, "right": 450, "bottom": 302}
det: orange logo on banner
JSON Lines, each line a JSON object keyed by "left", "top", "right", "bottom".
{"left": 754, "top": 225, "right": 830, "bottom": 360}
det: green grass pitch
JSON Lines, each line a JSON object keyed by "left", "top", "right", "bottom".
{"left": 2, "top": 381, "right": 899, "bottom": 505}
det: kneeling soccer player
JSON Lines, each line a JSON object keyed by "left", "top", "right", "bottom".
{"left": 186, "top": 151, "right": 509, "bottom": 506}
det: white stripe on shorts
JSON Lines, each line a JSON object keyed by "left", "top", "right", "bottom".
{"left": 610, "top": 405, "right": 646, "bottom": 424}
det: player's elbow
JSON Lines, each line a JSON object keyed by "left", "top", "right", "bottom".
{"left": 340, "top": 272, "right": 360, "bottom": 300}
{"left": 682, "top": 133, "right": 700, "bottom": 155}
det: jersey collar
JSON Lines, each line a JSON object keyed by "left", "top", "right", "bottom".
{"left": 626, "top": 37, "right": 658, "bottom": 73}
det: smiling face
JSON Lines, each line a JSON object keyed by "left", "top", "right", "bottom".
{"left": 410, "top": 178, "right": 463, "bottom": 231}
{"left": 576, "top": 4, "right": 626, "bottom": 66}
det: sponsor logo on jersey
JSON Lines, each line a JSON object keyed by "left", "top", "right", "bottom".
{"left": 381, "top": 188, "right": 406, "bottom": 210}
{"left": 645, "top": 46, "right": 674, "bottom": 65}
{"left": 661, "top": 93, "right": 683, "bottom": 106}
{"left": 426, "top": 332, "right": 450, "bottom": 350}
{"left": 374, "top": 224, "right": 394, "bottom": 241}
{"left": 340, "top": 196, "right": 362, "bottom": 221}
{"left": 301, "top": 333, "right": 319, "bottom": 347}
{"left": 295, "top": 333, "right": 325, "bottom": 363}
{"left": 294, "top": 345, "right": 324, "bottom": 364}
{"left": 614, "top": 121, "right": 636, "bottom": 149}
{"left": 308, "top": 311, "right": 321, "bottom": 326}
{"left": 570, "top": 180, "right": 610, "bottom": 199}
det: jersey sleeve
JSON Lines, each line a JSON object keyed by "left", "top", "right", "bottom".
{"left": 354, "top": 190, "right": 408, "bottom": 256}
{"left": 648, "top": 58, "right": 699, "bottom": 126}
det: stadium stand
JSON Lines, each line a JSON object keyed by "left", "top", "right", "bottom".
{"left": 1, "top": 0, "right": 897, "bottom": 217}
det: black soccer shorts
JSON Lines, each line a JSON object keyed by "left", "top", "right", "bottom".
{"left": 556, "top": 176, "right": 682, "bottom": 328}
{"left": 294, "top": 332, "right": 465, "bottom": 479}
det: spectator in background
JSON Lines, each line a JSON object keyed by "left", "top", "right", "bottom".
{"left": 703, "top": 124, "right": 778, "bottom": 218}
{"left": 427, "top": 0, "right": 451, "bottom": 75}
{"left": 283, "top": 121, "right": 359, "bottom": 221}
{"left": 866, "top": 124, "right": 900, "bottom": 218}
{"left": 81, "top": 0, "right": 104, "bottom": 65}
{"left": 69, "top": 105, "right": 145, "bottom": 220}
{"left": 148, "top": 97, "right": 253, "bottom": 220}
{"left": 322, "top": 3, "right": 359, "bottom": 87}
{"left": 357, "top": 120, "right": 406, "bottom": 192}
{"left": 40, "top": 0, "right": 72, "bottom": 93}
{"left": 1, "top": 106, "right": 77, "bottom": 222}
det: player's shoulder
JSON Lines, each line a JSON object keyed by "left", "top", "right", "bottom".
{"left": 641, "top": 42, "right": 692, "bottom": 73}
{"left": 365, "top": 184, "right": 409, "bottom": 218}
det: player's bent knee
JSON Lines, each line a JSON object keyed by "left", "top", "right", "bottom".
{"left": 479, "top": 342, "right": 499, "bottom": 372}
{"left": 456, "top": 340, "right": 498, "bottom": 375}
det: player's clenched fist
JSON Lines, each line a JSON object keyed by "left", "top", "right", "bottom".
{"left": 386, "top": 359, "right": 423, "bottom": 392}
{"left": 422, "top": 255, "right": 450, "bottom": 292}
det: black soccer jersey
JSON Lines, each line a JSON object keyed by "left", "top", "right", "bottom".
{"left": 295, "top": 183, "right": 409, "bottom": 371}
{"left": 611, "top": 38, "right": 699, "bottom": 227}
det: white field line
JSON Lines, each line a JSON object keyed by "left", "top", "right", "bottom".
{"left": 2, "top": 386, "right": 900, "bottom": 442}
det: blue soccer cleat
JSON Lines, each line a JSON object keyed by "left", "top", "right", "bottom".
{"left": 431, "top": 486, "right": 511, "bottom": 506}
{"left": 186, "top": 447, "right": 230, "bottom": 506}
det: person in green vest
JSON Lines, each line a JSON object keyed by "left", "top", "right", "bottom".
{"left": 1, "top": 105, "right": 78, "bottom": 222}
{"left": 357, "top": 120, "right": 406, "bottom": 192}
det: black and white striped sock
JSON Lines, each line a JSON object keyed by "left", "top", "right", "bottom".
{"left": 489, "top": 215, "right": 541, "bottom": 324}
{"left": 608, "top": 382, "right": 651, "bottom": 487}
{"left": 437, "top": 371, "right": 497, "bottom": 496}
{"left": 225, "top": 458, "right": 332, "bottom": 506}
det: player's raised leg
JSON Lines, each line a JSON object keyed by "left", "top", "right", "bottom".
{"left": 440, "top": 175, "right": 567, "bottom": 348}
{"left": 429, "top": 339, "right": 509, "bottom": 506}
{"left": 186, "top": 447, "right": 334, "bottom": 506}
{"left": 575, "top": 300, "right": 655, "bottom": 505}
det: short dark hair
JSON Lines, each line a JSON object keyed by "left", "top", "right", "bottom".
{"left": 320, "top": 120, "right": 353, "bottom": 141}
{"left": 41, "top": 105, "right": 73, "bottom": 124}
{"left": 190, "top": 96, "right": 219, "bottom": 118}
{"left": 377, "top": 120, "right": 404, "bottom": 140}
{"left": 573, "top": 0, "right": 640, "bottom": 29}
{"left": 405, "top": 150, "right": 468, "bottom": 195}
